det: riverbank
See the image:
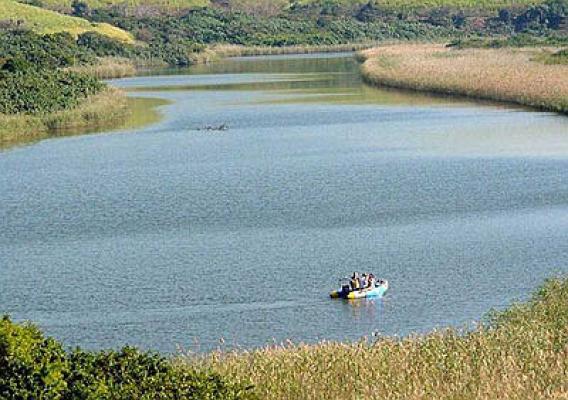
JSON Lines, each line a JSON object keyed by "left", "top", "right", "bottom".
{"left": 67, "top": 57, "right": 138, "bottom": 79}
{"left": 210, "top": 43, "right": 380, "bottom": 58}
{"left": 0, "top": 87, "right": 129, "bottom": 148}
{"left": 357, "top": 44, "right": 568, "bottom": 115}
{"left": 187, "top": 276, "right": 568, "bottom": 399}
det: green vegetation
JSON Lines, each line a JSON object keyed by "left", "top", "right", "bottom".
{"left": 0, "top": 64, "right": 103, "bottom": 114}
{"left": 298, "top": 0, "right": 545, "bottom": 10}
{"left": 191, "top": 277, "right": 568, "bottom": 399}
{"left": 38, "top": 0, "right": 208, "bottom": 11}
{"left": 90, "top": 7, "right": 453, "bottom": 65}
{"left": 448, "top": 33, "right": 568, "bottom": 48}
{"left": 0, "top": 316, "right": 255, "bottom": 399}
{"left": 0, "top": 87, "right": 129, "bottom": 148}
{"left": 16, "top": 0, "right": 549, "bottom": 13}
{"left": 547, "top": 46, "right": 568, "bottom": 61}
{"left": 0, "top": 0, "right": 133, "bottom": 41}
{"left": 0, "top": 28, "right": 136, "bottom": 146}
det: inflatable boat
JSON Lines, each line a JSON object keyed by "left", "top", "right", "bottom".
{"left": 330, "top": 279, "right": 388, "bottom": 299}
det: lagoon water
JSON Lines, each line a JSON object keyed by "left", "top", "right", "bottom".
{"left": 1, "top": 53, "right": 568, "bottom": 353}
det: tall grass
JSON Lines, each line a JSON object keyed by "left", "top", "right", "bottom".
{"left": 0, "top": 0, "right": 134, "bottom": 42}
{"left": 358, "top": 44, "right": 568, "bottom": 114}
{"left": 185, "top": 277, "right": 568, "bottom": 399}
{"left": 67, "top": 57, "right": 137, "bottom": 79}
{"left": 0, "top": 87, "right": 129, "bottom": 148}
{"left": 211, "top": 43, "right": 380, "bottom": 58}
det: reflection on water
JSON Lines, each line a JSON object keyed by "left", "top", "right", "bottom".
{"left": 1, "top": 53, "right": 568, "bottom": 353}
{"left": 125, "top": 53, "right": 485, "bottom": 108}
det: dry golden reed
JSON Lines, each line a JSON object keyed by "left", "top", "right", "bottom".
{"left": 211, "top": 43, "right": 379, "bottom": 58}
{"left": 358, "top": 44, "right": 568, "bottom": 114}
{"left": 67, "top": 57, "right": 137, "bottom": 79}
{"left": 184, "top": 277, "right": 568, "bottom": 400}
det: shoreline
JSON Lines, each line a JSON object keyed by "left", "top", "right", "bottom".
{"left": 356, "top": 44, "right": 568, "bottom": 115}
{"left": 0, "top": 87, "right": 130, "bottom": 149}
{"left": 192, "top": 276, "right": 568, "bottom": 399}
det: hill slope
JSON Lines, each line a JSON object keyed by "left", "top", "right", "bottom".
{"left": 300, "top": 0, "right": 546, "bottom": 11}
{"left": 0, "top": 0, "right": 134, "bottom": 42}
{"left": 37, "top": 0, "right": 207, "bottom": 10}
{"left": 18, "top": 0, "right": 547, "bottom": 12}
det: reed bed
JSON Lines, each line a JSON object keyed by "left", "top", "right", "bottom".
{"left": 67, "top": 57, "right": 137, "bottom": 79}
{"left": 211, "top": 43, "right": 379, "bottom": 58}
{"left": 184, "top": 277, "right": 568, "bottom": 399}
{"left": 358, "top": 44, "right": 568, "bottom": 114}
{"left": 0, "top": 87, "right": 129, "bottom": 148}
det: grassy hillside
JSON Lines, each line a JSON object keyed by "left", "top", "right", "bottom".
{"left": 0, "top": 0, "right": 134, "bottom": 42}
{"left": 38, "top": 0, "right": 207, "bottom": 10}
{"left": 299, "top": 0, "right": 546, "bottom": 11}
{"left": 22, "top": 0, "right": 547, "bottom": 12}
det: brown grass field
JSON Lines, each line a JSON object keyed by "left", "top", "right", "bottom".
{"left": 183, "top": 277, "right": 568, "bottom": 400}
{"left": 358, "top": 44, "right": 568, "bottom": 114}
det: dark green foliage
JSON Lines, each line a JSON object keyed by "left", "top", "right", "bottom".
{"left": 91, "top": 7, "right": 454, "bottom": 51}
{"left": 448, "top": 32, "right": 568, "bottom": 48}
{"left": 0, "top": 315, "right": 68, "bottom": 399}
{"left": 0, "top": 67, "right": 103, "bottom": 114}
{"left": 0, "top": 316, "right": 256, "bottom": 400}
{"left": 0, "top": 29, "right": 94, "bottom": 68}
{"left": 513, "top": 0, "right": 568, "bottom": 32}
{"left": 76, "top": 31, "right": 138, "bottom": 58}
{"left": 71, "top": 0, "right": 92, "bottom": 18}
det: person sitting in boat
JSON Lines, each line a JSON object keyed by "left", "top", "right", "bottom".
{"left": 350, "top": 272, "right": 360, "bottom": 291}
{"left": 359, "top": 273, "right": 368, "bottom": 291}
{"left": 368, "top": 273, "right": 376, "bottom": 288}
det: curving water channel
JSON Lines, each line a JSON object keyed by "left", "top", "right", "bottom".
{"left": 1, "top": 53, "right": 568, "bottom": 353}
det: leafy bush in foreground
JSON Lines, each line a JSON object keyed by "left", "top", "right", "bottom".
{"left": 0, "top": 316, "right": 256, "bottom": 399}
{"left": 0, "top": 66, "right": 103, "bottom": 114}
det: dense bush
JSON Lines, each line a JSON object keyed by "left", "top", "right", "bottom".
{"left": 447, "top": 32, "right": 568, "bottom": 48}
{"left": 0, "top": 316, "right": 256, "bottom": 399}
{"left": 0, "top": 65, "right": 103, "bottom": 114}
{"left": 90, "top": 7, "right": 454, "bottom": 51}
{"left": 0, "top": 29, "right": 94, "bottom": 69}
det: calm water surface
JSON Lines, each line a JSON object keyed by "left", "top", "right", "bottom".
{"left": 1, "top": 53, "right": 568, "bottom": 353}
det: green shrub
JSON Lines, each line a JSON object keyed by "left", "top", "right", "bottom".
{"left": 0, "top": 316, "right": 256, "bottom": 400}
{"left": 0, "top": 67, "right": 104, "bottom": 114}
{"left": 0, "top": 315, "right": 69, "bottom": 399}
